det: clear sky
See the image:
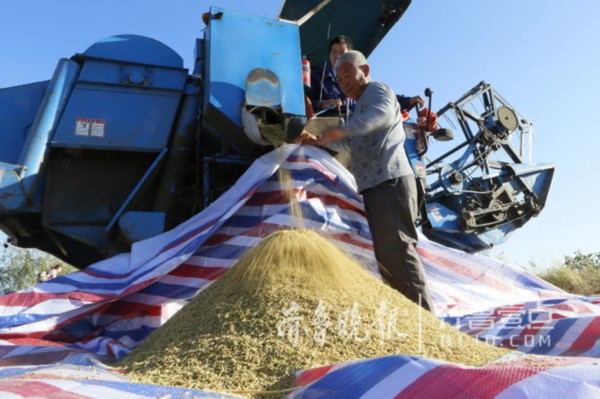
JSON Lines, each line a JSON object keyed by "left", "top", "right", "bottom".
{"left": 0, "top": 0, "right": 598, "bottom": 269}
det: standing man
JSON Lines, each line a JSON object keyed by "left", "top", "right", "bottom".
{"left": 296, "top": 50, "right": 434, "bottom": 311}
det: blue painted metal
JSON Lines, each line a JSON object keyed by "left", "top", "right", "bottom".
{"left": 18, "top": 59, "right": 80, "bottom": 184}
{"left": 51, "top": 37, "right": 187, "bottom": 152}
{"left": 106, "top": 148, "right": 168, "bottom": 232}
{"left": 205, "top": 6, "right": 305, "bottom": 127}
{"left": 0, "top": 81, "right": 48, "bottom": 164}
{"left": 119, "top": 211, "right": 165, "bottom": 243}
{"left": 426, "top": 203, "right": 462, "bottom": 233}
{"left": 193, "top": 38, "right": 204, "bottom": 76}
{"left": 203, "top": 155, "right": 253, "bottom": 207}
{"left": 83, "top": 35, "right": 183, "bottom": 69}
{"left": 407, "top": 82, "right": 555, "bottom": 253}
{"left": 422, "top": 218, "right": 515, "bottom": 253}
{"left": 507, "top": 163, "right": 554, "bottom": 199}
{"left": 0, "top": 34, "right": 193, "bottom": 266}
{"left": 0, "top": 59, "right": 80, "bottom": 212}
{"left": 153, "top": 79, "right": 203, "bottom": 227}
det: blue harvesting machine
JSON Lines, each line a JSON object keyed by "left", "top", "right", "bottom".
{"left": 0, "top": 0, "right": 553, "bottom": 268}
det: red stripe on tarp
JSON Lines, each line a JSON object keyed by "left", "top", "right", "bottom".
{"left": 562, "top": 317, "right": 600, "bottom": 356}
{"left": 328, "top": 232, "right": 373, "bottom": 250}
{"left": 395, "top": 363, "right": 549, "bottom": 399}
{"left": 97, "top": 301, "right": 163, "bottom": 317}
{"left": 294, "top": 365, "right": 335, "bottom": 387}
{"left": 0, "top": 379, "right": 91, "bottom": 398}
{"left": 547, "top": 301, "right": 597, "bottom": 315}
{"left": 0, "top": 291, "right": 107, "bottom": 307}
{"left": 169, "top": 264, "right": 229, "bottom": 280}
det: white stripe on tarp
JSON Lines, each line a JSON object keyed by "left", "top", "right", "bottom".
{"left": 360, "top": 358, "right": 442, "bottom": 399}
{"left": 494, "top": 359, "right": 600, "bottom": 399}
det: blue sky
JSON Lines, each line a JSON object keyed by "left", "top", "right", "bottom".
{"left": 0, "top": 0, "right": 598, "bottom": 269}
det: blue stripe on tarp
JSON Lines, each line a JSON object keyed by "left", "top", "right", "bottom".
{"left": 0, "top": 365, "right": 40, "bottom": 379}
{"left": 295, "top": 355, "right": 416, "bottom": 398}
{"left": 102, "top": 325, "right": 157, "bottom": 343}
{"left": 513, "top": 272, "right": 559, "bottom": 291}
{"left": 139, "top": 282, "right": 201, "bottom": 299}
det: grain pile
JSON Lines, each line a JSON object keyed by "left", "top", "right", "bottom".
{"left": 121, "top": 229, "right": 508, "bottom": 397}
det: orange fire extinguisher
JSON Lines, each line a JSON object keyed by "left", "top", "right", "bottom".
{"left": 301, "top": 56, "right": 311, "bottom": 88}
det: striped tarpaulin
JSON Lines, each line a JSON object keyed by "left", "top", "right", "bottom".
{"left": 0, "top": 145, "right": 599, "bottom": 398}
{"left": 290, "top": 354, "right": 600, "bottom": 398}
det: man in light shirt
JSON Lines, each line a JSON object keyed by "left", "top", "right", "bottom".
{"left": 296, "top": 50, "right": 434, "bottom": 311}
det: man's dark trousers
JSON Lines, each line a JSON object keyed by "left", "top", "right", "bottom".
{"left": 362, "top": 175, "right": 434, "bottom": 311}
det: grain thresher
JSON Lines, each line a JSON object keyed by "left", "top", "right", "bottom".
{"left": 0, "top": 0, "right": 553, "bottom": 268}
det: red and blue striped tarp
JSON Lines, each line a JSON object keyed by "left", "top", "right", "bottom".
{"left": 290, "top": 354, "right": 600, "bottom": 399}
{"left": 0, "top": 145, "right": 599, "bottom": 398}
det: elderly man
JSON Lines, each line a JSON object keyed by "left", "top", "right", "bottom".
{"left": 296, "top": 50, "right": 434, "bottom": 311}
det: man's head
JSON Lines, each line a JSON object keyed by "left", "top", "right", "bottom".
{"left": 334, "top": 50, "right": 370, "bottom": 100}
{"left": 328, "top": 35, "right": 353, "bottom": 67}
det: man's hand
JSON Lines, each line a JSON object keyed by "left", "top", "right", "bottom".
{"left": 294, "top": 130, "right": 318, "bottom": 145}
{"left": 417, "top": 108, "right": 439, "bottom": 132}
{"left": 294, "top": 127, "right": 345, "bottom": 146}
{"left": 318, "top": 127, "right": 344, "bottom": 145}
{"left": 409, "top": 96, "right": 425, "bottom": 108}
{"left": 321, "top": 99, "right": 343, "bottom": 110}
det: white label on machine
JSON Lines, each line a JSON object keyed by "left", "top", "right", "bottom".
{"left": 75, "top": 117, "right": 105, "bottom": 137}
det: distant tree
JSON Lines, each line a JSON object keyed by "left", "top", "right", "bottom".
{"left": 538, "top": 250, "right": 600, "bottom": 296}
{"left": 0, "top": 251, "right": 38, "bottom": 293}
{"left": 0, "top": 246, "right": 74, "bottom": 294}
{"left": 564, "top": 251, "right": 600, "bottom": 270}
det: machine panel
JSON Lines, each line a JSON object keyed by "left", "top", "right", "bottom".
{"left": 205, "top": 7, "right": 305, "bottom": 127}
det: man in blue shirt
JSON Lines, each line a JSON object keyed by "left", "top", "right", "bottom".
{"left": 310, "top": 36, "right": 423, "bottom": 116}
{"left": 297, "top": 50, "right": 434, "bottom": 312}
{"left": 309, "top": 35, "right": 354, "bottom": 116}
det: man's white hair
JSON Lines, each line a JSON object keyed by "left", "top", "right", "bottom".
{"left": 335, "top": 50, "right": 368, "bottom": 70}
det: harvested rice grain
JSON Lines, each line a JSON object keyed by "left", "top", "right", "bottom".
{"left": 121, "top": 229, "right": 509, "bottom": 398}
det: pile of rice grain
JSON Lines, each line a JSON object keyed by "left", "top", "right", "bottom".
{"left": 121, "top": 229, "right": 508, "bottom": 397}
